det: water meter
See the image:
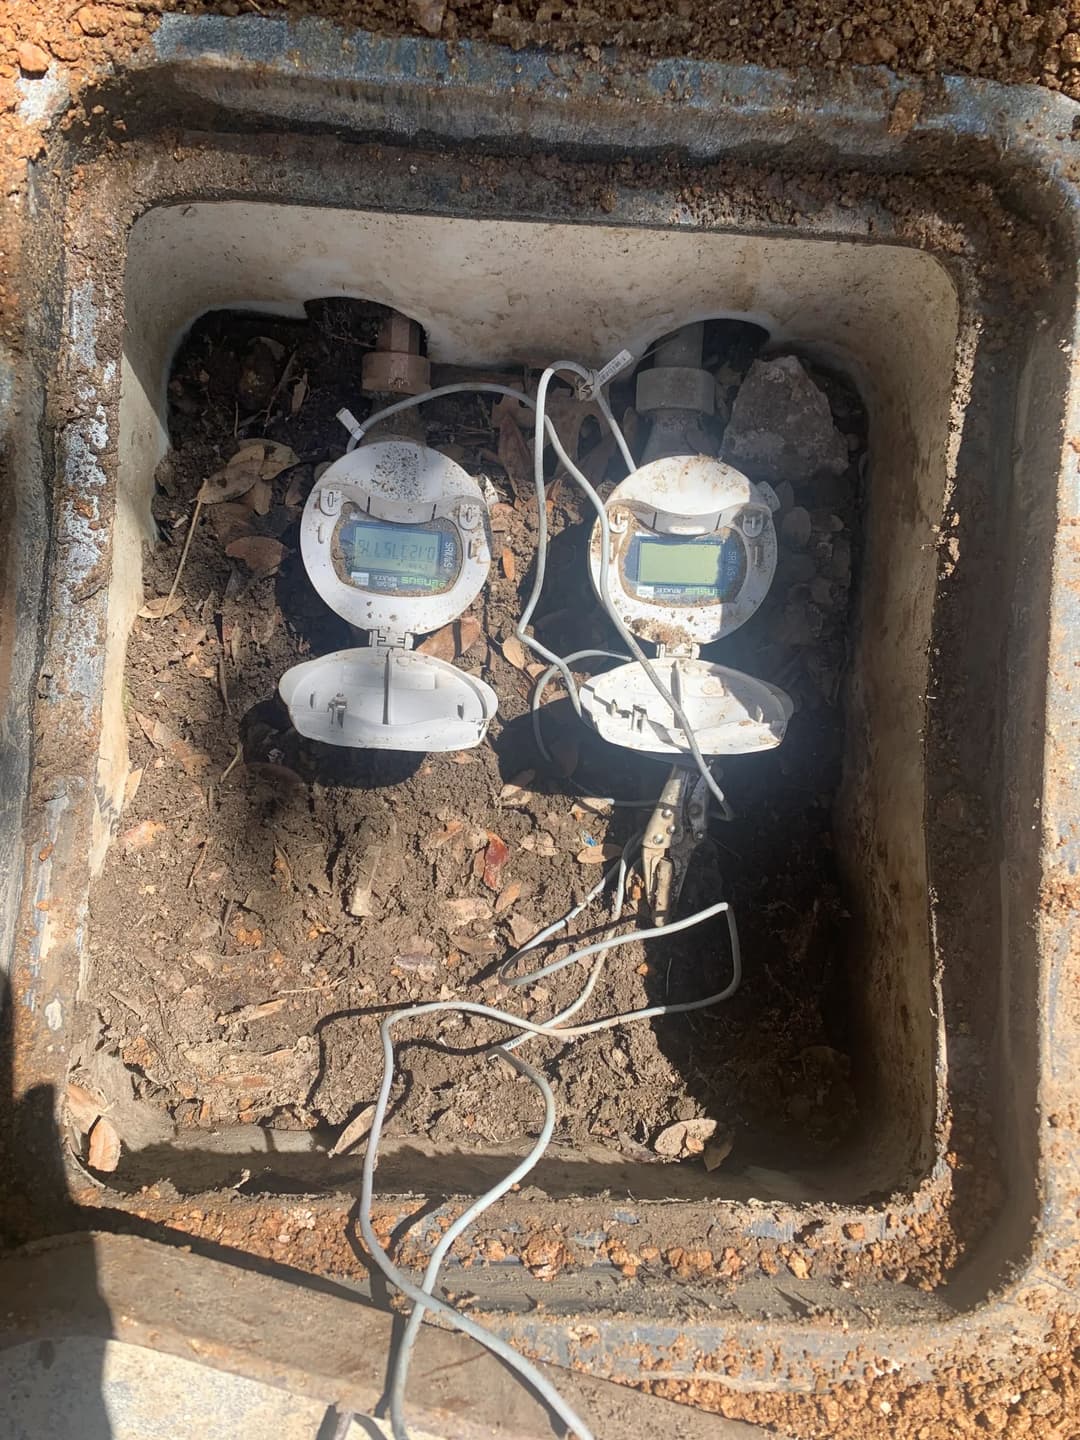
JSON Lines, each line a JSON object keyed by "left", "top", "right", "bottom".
{"left": 279, "top": 439, "right": 497, "bottom": 751}
{"left": 582, "top": 453, "right": 792, "bottom": 756}
{"left": 581, "top": 452, "right": 793, "bottom": 924}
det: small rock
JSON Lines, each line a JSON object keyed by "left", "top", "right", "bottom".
{"left": 780, "top": 506, "right": 812, "bottom": 551}
{"left": 786, "top": 1251, "right": 811, "bottom": 1280}
{"left": 723, "top": 356, "right": 849, "bottom": 485}
{"left": 410, "top": 0, "right": 446, "bottom": 34}
{"left": 820, "top": 26, "right": 842, "bottom": 59}
{"left": 653, "top": 1116, "right": 717, "bottom": 1159}
{"left": 75, "top": 5, "right": 110, "bottom": 35}
{"left": 16, "top": 42, "right": 51, "bottom": 76}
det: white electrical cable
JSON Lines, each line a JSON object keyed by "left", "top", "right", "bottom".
{"left": 346, "top": 362, "right": 744, "bottom": 1440}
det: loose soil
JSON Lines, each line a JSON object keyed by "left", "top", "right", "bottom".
{"left": 85, "top": 302, "right": 864, "bottom": 1175}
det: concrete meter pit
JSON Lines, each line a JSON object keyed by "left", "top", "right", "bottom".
{"left": 5, "top": 26, "right": 1080, "bottom": 1433}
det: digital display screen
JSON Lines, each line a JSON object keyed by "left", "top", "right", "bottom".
{"left": 343, "top": 521, "right": 442, "bottom": 581}
{"left": 637, "top": 538, "right": 723, "bottom": 587}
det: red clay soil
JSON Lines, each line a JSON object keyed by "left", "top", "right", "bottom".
{"left": 4, "top": 1, "right": 1080, "bottom": 1437}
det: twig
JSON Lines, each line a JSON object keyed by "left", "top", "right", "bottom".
{"left": 155, "top": 495, "right": 204, "bottom": 618}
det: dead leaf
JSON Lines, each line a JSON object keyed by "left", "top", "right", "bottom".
{"left": 243, "top": 477, "right": 273, "bottom": 516}
{"left": 427, "top": 818, "right": 464, "bottom": 850}
{"left": 123, "top": 766, "right": 144, "bottom": 811}
{"left": 544, "top": 392, "right": 603, "bottom": 467}
{"left": 138, "top": 594, "right": 185, "bottom": 620}
{"left": 498, "top": 413, "right": 534, "bottom": 491}
{"left": 576, "top": 844, "right": 622, "bottom": 865}
{"left": 198, "top": 440, "right": 299, "bottom": 504}
{"left": 134, "top": 712, "right": 210, "bottom": 778}
{"left": 87, "top": 1115, "right": 121, "bottom": 1172}
{"left": 507, "top": 912, "right": 537, "bottom": 947}
{"left": 218, "top": 997, "right": 288, "bottom": 1026}
{"left": 703, "top": 1130, "right": 735, "bottom": 1172}
{"left": 501, "top": 636, "right": 529, "bottom": 671}
{"left": 520, "top": 831, "right": 557, "bottom": 857}
{"left": 653, "top": 1117, "right": 718, "bottom": 1159}
{"left": 226, "top": 536, "right": 287, "bottom": 576}
{"left": 442, "top": 897, "right": 492, "bottom": 927}
{"left": 494, "top": 880, "right": 522, "bottom": 914}
{"left": 66, "top": 1082, "right": 104, "bottom": 1135}
{"left": 209, "top": 501, "right": 254, "bottom": 546}
{"left": 418, "top": 615, "right": 482, "bottom": 662}
{"left": 284, "top": 471, "right": 308, "bottom": 509}
{"left": 290, "top": 372, "right": 309, "bottom": 416}
{"left": 499, "top": 771, "right": 536, "bottom": 808}
{"left": 489, "top": 502, "right": 514, "bottom": 532}
{"left": 330, "top": 1103, "right": 377, "bottom": 1157}
{"left": 121, "top": 819, "right": 166, "bottom": 852}
{"left": 483, "top": 834, "right": 510, "bottom": 891}
{"left": 448, "top": 751, "right": 477, "bottom": 765}
{"left": 492, "top": 392, "right": 535, "bottom": 432}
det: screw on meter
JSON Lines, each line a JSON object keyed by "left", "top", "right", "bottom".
{"left": 279, "top": 439, "right": 497, "bottom": 752}
{"left": 589, "top": 454, "right": 780, "bottom": 650}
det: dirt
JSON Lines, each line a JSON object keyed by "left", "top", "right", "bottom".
{"left": 83, "top": 303, "right": 863, "bottom": 1174}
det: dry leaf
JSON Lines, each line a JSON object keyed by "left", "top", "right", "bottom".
{"left": 419, "top": 615, "right": 483, "bottom": 661}
{"left": 499, "top": 770, "right": 536, "bottom": 808}
{"left": 134, "top": 712, "right": 210, "bottom": 778}
{"left": 410, "top": 0, "right": 446, "bottom": 34}
{"left": 576, "top": 844, "right": 622, "bottom": 865}
{"left": 489, "top": 502, "right": 515, "bottom": 532}
{"left": 66, "top": 1082, "right": 104, "bottom": 1135}
{"left": 226, "top": 536, "right": 287, "bottom": 575}
{"left": 501, "top": 547, "right": 517, "bottom": 581}
{"left": 544, "top": 392, "right": 603, "bottom": 466}
{"left": 290, "top": 372, "right": 309, "bottom": 416}
{"left": 123, "top": 766, "right": 144, "bottom": 812}
{"left": 520, "top": 831, "right": 557, "bottom": 857}
{"left": 330, "top": 1103, "right": 377, "bottom": 1158}
{"left": 653, "top": 1117, "right": 718, "bottom": 1159}
{"left": 491, "top": 392, "right": 535, "bottom": 432}
{"left": 442, "top": 897, "right": 492, "bottom": 926}
{"left": 138, "top": 594, "right": 185, "bottom": 620}
{"left": 284, "top": 471, "right": 308, "bottom": 509}
{"left": 448, "top": 751, "right": 477, "bottom": 765}
{"left": 243, "top": 477, "right": 273, "bottom": 516}
{"left": 498, "top": 414, "right": 534, "bottom": 491}
{"left": 703, "top": 1130, "right": 735, "bottom": 1172}
{"left": 218, "top": 997, "right": 288, "bottom": 1026}
{"left": 255, "top": 335, "right": 286, "bottom": 362}
{"left": 427, "top": 818, "right": 465, "bottom": 851}
{"left": 494, "top": 880, "right": 521, "bottom": 914}
{"left": 483, "top": 834, "right": 510, "bottom": 891}
{"left": 501, "top": 636, "right": 529, "bottom": 670}
{"left": 199, "top": 440, "right": 299, "bottom": 503}
{"left": 121, "top": 819, "right": 166, "bottom": 852}
{"left": 507, "top": 912, "right": 538, "bottom": 947}
{"left": 87, "top": 1115, "right": 121, "bottom": 1172}
{"left": 417, "top": 622, "right": 456, "bottom": 663}
{"left": 209, "top": 501, "right": 254, "bottom": 546}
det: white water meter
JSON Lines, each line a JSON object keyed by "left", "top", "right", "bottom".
{"left": 279, "top": 439, "right": 497, "bottom": 751}
{"left": 582, "top": 454, "right": 792, "bottom": 755}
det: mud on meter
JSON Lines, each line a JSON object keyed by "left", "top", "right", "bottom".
{"left": 279, "top": 440, "right": 497, "bottom": 751}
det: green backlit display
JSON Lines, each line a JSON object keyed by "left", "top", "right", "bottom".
{"left": 637, "top": 538, "right": 722, "bottom": 587}
{"left": 344, "top": 521, "right": 441, "bottom": 580}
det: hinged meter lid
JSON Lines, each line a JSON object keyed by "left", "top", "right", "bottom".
{"left": 580, "top": 658, "right": 792, "bottom": 756}
{"left": 279, "top": 646, "right": 498, "bottom": 752}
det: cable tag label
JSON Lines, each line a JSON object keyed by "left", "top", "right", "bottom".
{"left": 591, "top": 349, "right": 634, "bottom": 391}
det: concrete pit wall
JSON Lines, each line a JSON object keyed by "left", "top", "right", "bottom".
{"left": 110, "top": 204, "right": 960, "bottom": 1202}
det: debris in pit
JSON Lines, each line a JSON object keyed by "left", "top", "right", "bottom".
{"left": 329, "top": 1102, "right": 377, "bottom": 1157}
{"left": 653, "top": 1116, "right": 718, "bottom": 1159}
{"left": 723, "top": 356, "right": 849, "bottom": 484}
{"left": 86, "top": 1115, "right": 122, "bottom": 1172}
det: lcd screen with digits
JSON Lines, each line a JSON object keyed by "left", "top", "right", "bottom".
{"left": 637, "top": 539, "right": 722, "bottom": 587}
{"left": 628, "top": 531, "right": 746, "bottom": 603}
{"left": 343, "top": 521, "right": 442, "bottom": 580}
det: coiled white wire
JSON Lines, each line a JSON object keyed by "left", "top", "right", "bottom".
{"left": 341, "top": 364, "right": 741, "bottom": 1440}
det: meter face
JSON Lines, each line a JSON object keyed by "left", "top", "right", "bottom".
{"left": 335, "top": 514, "right": 460, "bottom": 596}
{"left": 624, "top": 530, "right": 747, "bottom": 606}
